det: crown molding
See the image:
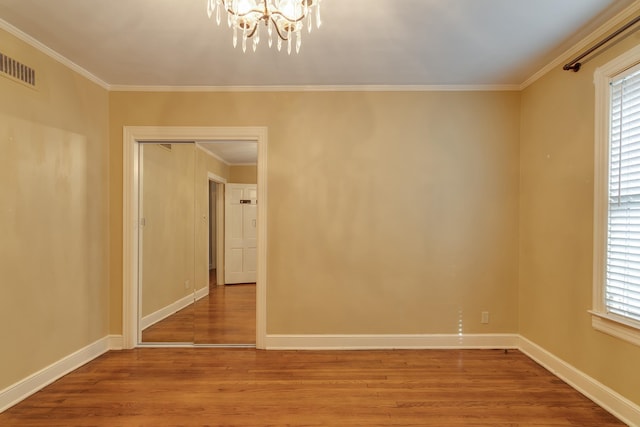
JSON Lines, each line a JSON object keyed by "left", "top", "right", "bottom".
{"left": 108, "top": 84, "right": 521, "bottom": 93}
{"left": 196, "top": 144, "right": 230, "bottom": 166}
{"left": 197, "top": 144, "right": 258, "bottom": 166}
{"left": 520, "top": 0, "right": 640, "bottom": 90}
{"left": 0, "top": 18, "right": 110, "bottom": 91}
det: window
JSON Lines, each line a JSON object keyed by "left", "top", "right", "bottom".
{"left": 593, "top": 45, "right": 640, "bottom": 347}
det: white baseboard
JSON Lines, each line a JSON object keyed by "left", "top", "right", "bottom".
{"left": 0, "top": 335, "right": 121, "bottom": 413}
{"left": 265, "top": 333, "right": 520, "bottom": 350}
{"left": 195, "top": 285, "right": 209, "bottom": 302}
{"left": 519, "top": 336, "right": 640, "bottom": 427}
{"left": 108, "top": 334, "right": 124, "bottom": 351}
{"left": 140, "top": 288, "right": 210, "bottom": 331}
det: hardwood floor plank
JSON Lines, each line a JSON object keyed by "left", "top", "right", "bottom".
{"left": 141, "top": 269, "right": 256, "bottom": 344}
{"left": 194, "top": 282, "right": 256, "bottom": 344}
{"left": 0, "top": 349, "right": 623, "bottom": 426}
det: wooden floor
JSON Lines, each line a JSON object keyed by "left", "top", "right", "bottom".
{"left": 0, "top": 348, "right": 623, "bottom": 426}
{"left": 142, "top": 269, "right": 256, "bottom": 344}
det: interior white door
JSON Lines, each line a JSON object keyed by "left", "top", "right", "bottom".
{"left": 224, "top": 183, "right": 257, "bottom": 284}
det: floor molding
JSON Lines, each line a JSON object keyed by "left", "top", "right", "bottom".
{"left": 140, "top": 288, "right": 209, "bottom": 331}
{"left": 0, "top": 336, "right": 114, "bottom": 413}
{"left": 195, "top": 285, "right": 210, "bottom": 302}
{"left": 519, "top": 336, "right": 640, "bottom": 426}
{"left": 265, "top": 333, "right": 520, "bottom": 350}
{"left": 108, "top": 334, "right": 124, "bottom": 351}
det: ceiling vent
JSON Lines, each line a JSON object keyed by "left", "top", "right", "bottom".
{"left": 0, "top": 51, "right": 36, "bottom": 88}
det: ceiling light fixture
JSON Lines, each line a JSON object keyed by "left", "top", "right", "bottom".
{"left": 207, "top": 0, "right": 322, "bottom": 54}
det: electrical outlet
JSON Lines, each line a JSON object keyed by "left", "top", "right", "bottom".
{"left": 184, "top": 280, "right": 191, "bottom": 289}
{"left": 481, "top": 311, "right": 489, "bottom": 324}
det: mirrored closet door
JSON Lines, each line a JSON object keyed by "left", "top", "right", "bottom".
{"left": 136, "top": 140, "right": 258, "bottom": 346}
{"left": 138, "top": 142, "right": 196, "bottom": 344}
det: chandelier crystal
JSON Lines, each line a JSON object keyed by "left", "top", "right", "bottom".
{"left": 207, "top": 0, "right": 322, "bottom": 54}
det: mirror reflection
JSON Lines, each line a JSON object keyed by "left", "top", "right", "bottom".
{"left": 139, "top": 142, "right": 196, "bottom": 343}
{"left": 137, "top": 140, "right": 257, "bottom": 346}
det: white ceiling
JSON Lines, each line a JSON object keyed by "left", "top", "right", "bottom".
{"left": 198, "top": 141, "right": 257, "bottom": 165}
{"left": 0, "top": 0, "right": 635, "bottom": 88}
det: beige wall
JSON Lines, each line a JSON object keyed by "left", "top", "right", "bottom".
{"left": 229, "top": 165, "right": 257, "bottom": 184}
{"left": 109, "top": 90, "right": 521, "bottom": 335}
{"left": 519, "top": 32, "right": 640, "bottom": 405}
{"left": 140, "top": 143, "right": 196, "bottom": 317}
{"left": 0, "top": 29, "right": 109, "bottom": 389}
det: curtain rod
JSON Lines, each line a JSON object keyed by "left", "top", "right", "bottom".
{"left": 563, "top": 15, "right": 640, "bottom": 72}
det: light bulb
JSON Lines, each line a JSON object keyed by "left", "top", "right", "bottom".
{"left": 277, "top": 0, "right": 301, "bottom": 19}
{"left": 236, "top": 0, "right": 256, "bottom": 15}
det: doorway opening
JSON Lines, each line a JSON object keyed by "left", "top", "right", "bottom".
{"left": 206, "top": 171, "right": 226, "bottom": 287}
{"left": 122, "top": 126, "right": 267, "bottom": 349}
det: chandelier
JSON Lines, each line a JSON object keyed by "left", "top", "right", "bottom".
{"left": 207, "top": 0, "right": 322, "bottom": 54}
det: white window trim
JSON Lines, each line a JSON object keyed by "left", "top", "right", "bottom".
{"left": 592, "top": 44, "right": 640, "bottom": 347}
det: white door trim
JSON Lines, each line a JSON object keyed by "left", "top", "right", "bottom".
{"left": 122, "top": 126, "right": 267, "bottom": 349}
{"left": 207, "top": 171, "right": 227, "bottom": 287}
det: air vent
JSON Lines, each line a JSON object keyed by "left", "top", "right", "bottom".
{"left": 0, "top": 51, "right": 36, "bottom": 87}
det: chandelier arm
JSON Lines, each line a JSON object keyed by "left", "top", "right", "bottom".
{"left": 269, "top": 16, "right": 290, "bottom": 41}
{"left": 225, "top": 7, "right": 267, "bottom": 19}
{"left": 247, "top": 22, "right": 259, "bottom": 38}
{"left": 219, "top": 1, "right": 265, "bottom": 19}
{"left": 269, "top": 10, "right": 307, "bottom": 24}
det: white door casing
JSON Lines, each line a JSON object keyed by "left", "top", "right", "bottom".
{"left": 206, "top": 170, "right": 227, "bottom": 287}
{"left": 225, "top": 184, "right": 257, "bottom": 284}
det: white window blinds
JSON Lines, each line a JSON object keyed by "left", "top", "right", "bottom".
{"left": 607, "top": 66, "right": 640, "bottom": 323}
